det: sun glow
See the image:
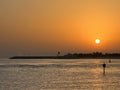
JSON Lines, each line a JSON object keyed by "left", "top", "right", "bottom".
{"left": 95, "top": 39, "right": 100, "bottom": 44}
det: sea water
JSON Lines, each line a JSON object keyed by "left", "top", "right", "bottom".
{"left": 0, "top": 59, "right": 119, "bottom": 90}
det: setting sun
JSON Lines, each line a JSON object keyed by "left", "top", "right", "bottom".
{"left": 95, "top": 39, "right": 100, "bottom": 44}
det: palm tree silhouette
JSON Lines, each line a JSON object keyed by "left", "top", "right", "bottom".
{"left": 57, "top": 51, "right": 60, "bottom": 56}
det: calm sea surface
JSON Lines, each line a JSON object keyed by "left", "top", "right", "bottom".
{"left": 0, "top": 59, "right": 119, "bottom": 90}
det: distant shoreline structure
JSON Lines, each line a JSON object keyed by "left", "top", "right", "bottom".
{"left": 10, "top": 52, "right": 120, "bottom": 59}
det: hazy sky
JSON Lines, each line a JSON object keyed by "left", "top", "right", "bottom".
{"left": 0, "top": 0, "right": 120, "bottom": 58}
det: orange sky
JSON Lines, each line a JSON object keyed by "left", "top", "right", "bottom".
{"left": 0, "top": 0, "right": 120, "bottom": 58}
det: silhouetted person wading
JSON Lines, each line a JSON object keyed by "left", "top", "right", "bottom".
{"left": 109, "top": 59, "right": 111, "bottom": 63}
{"left": 102, "top": 63, "right": 106, "bottom": 75}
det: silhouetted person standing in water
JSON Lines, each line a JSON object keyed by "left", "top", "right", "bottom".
{"left": 109, "top": 59, "right": 111, "bottom": 63}
{"left": 102, "top": 63, "right": 106, "bottom": 75}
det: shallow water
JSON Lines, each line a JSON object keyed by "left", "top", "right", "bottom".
{"left": 0, "top": 59, "right": 119, "bottom": 90}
